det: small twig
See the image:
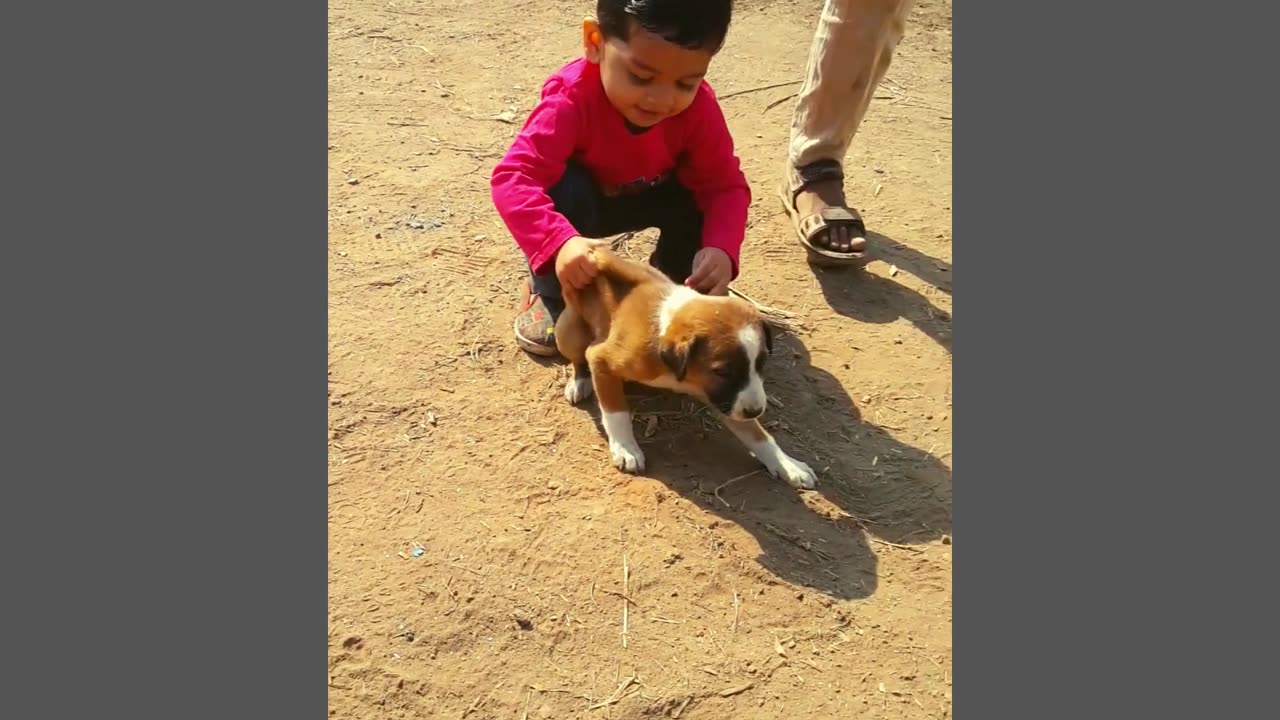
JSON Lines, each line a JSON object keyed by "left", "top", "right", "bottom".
{"left": 672, "top": 696, "right": 692, "bottom": 718}
{"left": 587, "top": 675, "right": 637, "bottom": 711}
{"left": 521, "top": 689, "right": 532, "bottom": 720}
{"left": 718, "top": 682, "right": 754, "bottom": 697}
{"left": 715, "top": 469, "right": 763, "bottom": 508}
{"left": 764, "top": 523, "right": 834, "bottom": 561}
{"left": 622, "top": 552, "right": 630, "bottom": 648}
{"left": 719, "top": 80, "right": 802, "bottom": 100}
{"left": 728, "top": 287, "right": 804, "bottom": 332}
{"left": 460, "top": 695, "right": 484, "bottom": 718}
{"left": 868, "top": 537, "right": 926, "bottom": 554}
{"left": 389, "top": 489, "right": 411, "bottom": 517}
{"left": 601, "top": 589, "right": 646, "bottom": 609}
{"left": 764, "top": 92, "right": 798, "bottom": 112}
{"left": 449, "top": 562, "right": 486, "bottom": 575}
{"left": 731, "top": 590, "right": 741, "bottom": 633}
{"left": 649, "top": 616, "right": 685, "bottom": 625}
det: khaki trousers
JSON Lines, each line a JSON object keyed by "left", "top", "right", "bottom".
{"left": 788, "top": 0, "right": 914, "bottom": 171}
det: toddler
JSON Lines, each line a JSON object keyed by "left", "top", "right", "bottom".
{"left": 491, "top": 0, "right": 749, "bottom": 356}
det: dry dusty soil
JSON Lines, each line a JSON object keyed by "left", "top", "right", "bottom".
{"left": 329, "top": 1, "right": 952, "bottom": 717}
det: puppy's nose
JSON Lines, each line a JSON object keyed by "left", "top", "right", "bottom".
{"left": 741, "top": 405, "right": 765, "bottom": 419}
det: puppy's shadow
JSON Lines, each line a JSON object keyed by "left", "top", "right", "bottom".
{"left": 815, "top": 231, "right": 953, "bottom": 352}
{"left": 599, "top": 333, "right": 952, "bottom": 601}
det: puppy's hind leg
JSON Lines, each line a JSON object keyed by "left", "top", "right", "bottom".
{"left": 555, "top": 306, "right": 594, "bottom": 404}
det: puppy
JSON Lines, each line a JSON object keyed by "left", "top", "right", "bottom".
{"left": 555, "top": 247, "right": 817, "bottom": 489}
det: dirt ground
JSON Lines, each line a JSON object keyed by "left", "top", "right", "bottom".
{"left": 328, "top": 0, "right": 951, "bottom": 717}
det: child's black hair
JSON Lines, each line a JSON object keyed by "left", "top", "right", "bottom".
{"left": 597, "top": 0, "right": 734, "bottom": 53}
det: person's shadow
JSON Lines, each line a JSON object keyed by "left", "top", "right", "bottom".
{"left": 812, "top": 231, "right": 953, "bottom": 352}
{"left": 582, "top": 331, "right": 951, "bottom": 600}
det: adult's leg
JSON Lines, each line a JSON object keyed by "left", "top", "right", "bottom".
{"left": 784, "top": 0, "right": 913, "bottom": 261}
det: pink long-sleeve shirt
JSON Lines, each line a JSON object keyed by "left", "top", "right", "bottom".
{"left": 491, "top": 59, "right": 751, "bottom": 277}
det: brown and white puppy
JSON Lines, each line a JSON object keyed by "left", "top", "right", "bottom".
{"left": 555, "top": 247, "right": 817, "bottom": 489}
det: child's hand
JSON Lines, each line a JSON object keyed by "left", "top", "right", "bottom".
{"left": 686, "top": 248, "right": 732, "bottom": 296}
{"left": 555, "top": 236, "right": 607, "bottom": 289}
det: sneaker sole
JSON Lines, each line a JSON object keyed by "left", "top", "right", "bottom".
{"left": 513, "top": 315, "right": 560, "bottom": 357}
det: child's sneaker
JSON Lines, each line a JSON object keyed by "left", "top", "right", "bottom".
{"left": 513, "top": 279, "right": 562, "bottom": 357}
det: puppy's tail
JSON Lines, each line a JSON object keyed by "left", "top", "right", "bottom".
{"left": 562, "top": 245, "right": 669, "bottom": 312}
{"left": 587, "top": 246, "right": 668, "bottom": 287}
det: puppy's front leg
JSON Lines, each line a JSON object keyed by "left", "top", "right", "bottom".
{"left": 587, "top": 351, "right": 645, "bottom": 473}
{"left": 722, "top": 416, "right": 817, "bottom": 490}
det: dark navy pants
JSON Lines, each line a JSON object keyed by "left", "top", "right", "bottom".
{"left": 529, "top": 163, "right": 703, "bottom": 316}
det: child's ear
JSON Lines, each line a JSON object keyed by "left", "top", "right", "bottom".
{"left": 582, "top": 18, "right": 603, "bottom": 63}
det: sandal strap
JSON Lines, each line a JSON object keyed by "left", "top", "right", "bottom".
{"left": 798, "top": 206, "right": 866, "bottom": 243}
{"left": 790, "top": 159, "right": 845, "bottom": 204}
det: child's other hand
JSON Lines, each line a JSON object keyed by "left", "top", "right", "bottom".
{"left": 555, "top": 236, "right": 607, "bottom": 289}
{"left": 686, "top": 248, "right": 732, "bottom": 296}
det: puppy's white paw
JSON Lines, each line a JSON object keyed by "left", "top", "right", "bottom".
{"left": 609, "top": 439, "right": 646, "bottom": 473}
{"left": 769, "top": 454, "right": 817, "bottom": 490}
{"left": 564, "top": 376, "right": 594, "bottom": 404}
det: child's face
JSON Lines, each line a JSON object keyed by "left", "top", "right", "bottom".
{"left": 586, "top": 22, "right": 714, "bottom": 129}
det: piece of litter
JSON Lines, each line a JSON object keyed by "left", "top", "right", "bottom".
{"left": 410, "top": 546, "right": 425, "bottom": 558}
{"left": 889, "top": 264, "right": 900, "bottom": 277}
{"left": 406, "top": 217, "right": 444, "bottom": 231}
{"left": 644, "top": 416, "right": 658, "bottom": 438}
{"left": 345, "top": 178, "right": 359, "bottom": 185}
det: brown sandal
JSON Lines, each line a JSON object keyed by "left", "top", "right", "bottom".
{"left": 777, "top": 160, "right": 868, "bottom": 267}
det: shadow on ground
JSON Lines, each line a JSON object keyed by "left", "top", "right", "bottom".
{"left": 575, "top": 330, "right": 951, "bottom": 601}
{"left": 813, "top": 231, "right": 953, "bottom": 352}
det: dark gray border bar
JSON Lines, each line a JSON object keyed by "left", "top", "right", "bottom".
{"left": 4, "top": 2, "right": 326, "bottom": 716}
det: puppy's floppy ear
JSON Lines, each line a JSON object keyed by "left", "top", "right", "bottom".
{"left": 660, "top": 334, "right": 706, "bottom": 381}
{"left": 761, "top": 320, "right": 773, "bottom": 354}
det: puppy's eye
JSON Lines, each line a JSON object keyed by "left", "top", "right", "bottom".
{"left": 711, "top": 365, "right": 733, "bottom": 377}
